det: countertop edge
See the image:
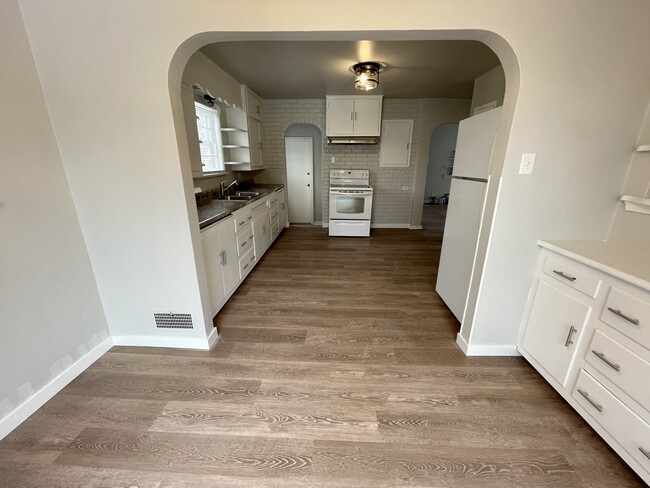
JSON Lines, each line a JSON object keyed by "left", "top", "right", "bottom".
{"left": 538, "top": 239, "right": 650, "bottom": 292}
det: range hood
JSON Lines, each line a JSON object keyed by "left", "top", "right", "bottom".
{"left": 327, "top": 136, "right": 379, "bottom": 145}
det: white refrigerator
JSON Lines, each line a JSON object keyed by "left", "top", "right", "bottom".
{"left": 436, "top": 107, "right": 502, "bottom": 322}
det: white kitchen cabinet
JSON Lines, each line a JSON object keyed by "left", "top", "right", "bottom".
{"left": 200, "top": 216, "right": 238, "bottom": 316}
{"left": 519, "top": 241, "right": 650, "bottom": 484}
{"left": 252, "top": 199, "right": 272, "bottom": 258}
{"left": 520, "top": 279, "right": 591, "bottom": 386}
{"left": 242, "top": 85, "right": 262, "bottom": 121}
{"left": 379, "top": 119, "right": 413, "bottom": 167}
{"left": 277, "top": 188, "right": 287, "bottom": 230}
{"left": 326, "top": 95, "right": 383, "bottom": 137}
{"left": 248, "top": 117, "right": 264, "bottom": 169}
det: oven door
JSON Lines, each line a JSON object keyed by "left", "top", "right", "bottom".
{"left": 329, "top": 191, "right": 372, "bottom": 220}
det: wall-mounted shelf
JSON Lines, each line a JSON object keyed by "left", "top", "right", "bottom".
{"left": 620, "top": 194, "right": 650, "bottom": 214}
{"left": 223, "top": 144, "right": 249, "bottom": 149}
{"left": 221, "top": 127, "right": 247, "bottom": 133}
{"left": 636, "top": 144, "right": 650, "bottom": 152}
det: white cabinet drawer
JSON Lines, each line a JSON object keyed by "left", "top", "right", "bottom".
{"left": 521, "top": 279, "right": 591, "bottom": 386}
{"left": 251, "top": 198, "right": 270, "bottom": 219}
{"left": 573, "top": 369, "right": 650, "bottom": 474}
{"left": 232, "top": 207, "right": 252, "bottom": 233}
{"left": 586, "top": 330, "right": 650, "bottom": 410}
{"left": 601, "top": 286, "right": 650, "bottom": 349}
{"left": 238, "top": 246, "right": 256, "bottom": 279}
{"left": 542, "top": 256, "right": 602, "bottom": 298}
{"left": 235, "top": 226, "right": 254, "bottom": 257}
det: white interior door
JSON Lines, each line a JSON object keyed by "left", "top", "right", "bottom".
{"left": 285, "top": 137, "right": 313, "bottom": 224}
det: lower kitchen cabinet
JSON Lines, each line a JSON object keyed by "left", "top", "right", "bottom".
{"left": 200, "top": 216, "right": 240, "bottom": 315}
{"left": 277, "top": 188, "right": 287, "bottom": 230}
{"left": 201, "top": 189, "right": 285, "bottom": 319}
{"left": 518, "top": 241, "right": 650, "bottom": 484}
{"left": 520, "top": 279, "right": 591, "bottom": 386}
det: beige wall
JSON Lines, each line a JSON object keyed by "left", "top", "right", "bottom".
{"left": 469, "top": 65, "right": 506, "bottom": 114}
{"left": 608, "top": 104, "right": 650, "bottom": 243}
{"left": 14, "top": 0, "right": 650, "bottom": 356}
{"left": 0, "top": 0, "right": 109, "bottom": 435}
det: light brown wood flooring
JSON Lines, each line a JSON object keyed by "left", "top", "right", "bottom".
{"left": 0, "top": 216, "right": 645, "bottom": 487}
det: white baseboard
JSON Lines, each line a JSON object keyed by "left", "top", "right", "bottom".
{"left": 0, "top": 336, "right": 114, "bottom": 441}
{"left": 409, "top": 225, "right": 423, "bottom": 230}
{"left": 371, "top": 223, "right": 411, "bottom": 229}
{"left": 207, "top": 327, "right": 219, "bottom": 349}
{"left": 112, "top": 334, "right": 212, "bottom": 350}
{"left": 456, "top": 333, "right": 520, "bottom": 356}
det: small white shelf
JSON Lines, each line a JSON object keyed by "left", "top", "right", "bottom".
{"left": 620, "top": 194, "right": 650, "bottom": 215}
{"left": 221, "top": 127, "right": 247, "bottom": 133}
{"left": 223, "top": 144, "right": 249, "bottom": 149}
{"left": 224, "top": 161, "right": 250, "bottom": 165}
{"left": 636, "top": 144, "right": 650, "bottom": 152}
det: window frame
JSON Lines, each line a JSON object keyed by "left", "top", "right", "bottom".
{"left": 194, "top": 101, "right": 225, "bottom": 174}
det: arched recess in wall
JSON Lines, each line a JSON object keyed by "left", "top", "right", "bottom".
{"left": 285, "top": 123, "right": 324, "bottom": 223}
{"left": 166, "top": 31, "right": 520, "bottom": 332}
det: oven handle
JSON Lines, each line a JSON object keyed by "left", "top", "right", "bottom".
{"left": 329, "top": 191, "right": 373, "bottom": 196}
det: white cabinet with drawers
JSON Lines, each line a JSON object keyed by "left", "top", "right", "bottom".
{"left": 519, "top": 240, "right": 650, "bottom": 484}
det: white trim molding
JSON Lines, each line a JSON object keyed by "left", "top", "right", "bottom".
{"left": 112, "top": 334, "right": 213, "bottom": 350}
{"left": 0, "top": 336, "right": 114, "bottom": 441}
{"left": 456, "top": 333, "right": 520, "bottom": 356}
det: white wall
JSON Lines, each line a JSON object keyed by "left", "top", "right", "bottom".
{"left": 14, "top": 0, "right": 650, "bottom": 357}
{"left": 608, "top": 104, "right": 650, "bottom": 243}
{"left": 469, "top": 65, "right": 506, "bottom": 114}
{"left": 0, "top": 0, "right": 110, "bottom": 434}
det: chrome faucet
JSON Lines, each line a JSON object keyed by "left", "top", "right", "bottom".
{"left": 220, "top": 179, "right": 238, "bottom": 197}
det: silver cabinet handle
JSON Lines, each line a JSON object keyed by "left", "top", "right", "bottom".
{"left": 248, "top": 235, "right": 254, "bottom": 241}
{"left": 639, "top": 447, "right": 650, "bottom": 461}
{"left": 564, "top": 325, "right": 577, "bottom": 348}
{"left": 553, "top": 269, "right": 577, "bottom": 282}
{"left": 247, "top": 216, "right": 253, "bottom": 221}
{"left": 219, "top": 250, "right": 226, "bottom": 265}
{"left": 591, "top": 350, "right": 621, "bottom": 372}
{"left": 607, "top": 307, "right": 640, "bottom": 326}
{"left": 243, "top": 263, "right": 249, "bottom": 270}
{"left": 350, "top": 112, "right": 353, "bottom": 121}
{"left": 577, "top": 389, "right": 604, "bottom": 412}
{"left": 238, "top": 220, "right": 245, "bottom": 226}
{"left": 240, "top": 240, "right": 247, "bottom": 248}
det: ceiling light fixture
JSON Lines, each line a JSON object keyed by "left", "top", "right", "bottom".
{"left": 353, "top": 62, "right": 381, "bottom": 91}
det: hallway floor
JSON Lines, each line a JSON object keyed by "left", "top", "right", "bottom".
{"left": 0, "top": 221, "right": 644, "bottom": 486}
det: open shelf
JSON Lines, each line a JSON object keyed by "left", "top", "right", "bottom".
{"left": 636, "top": 144, "right": 650, "bottom": 152}
{"left": 221, "top": 127, "right": 247, "bottom": 133}
{"left": 223, "top": 144, "right": 249, "bottom": 149}
{"left": 620, "top": 195, "right": 650, "bottom": 215}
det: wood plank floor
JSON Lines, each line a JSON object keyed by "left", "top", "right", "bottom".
{"left": 0, "top": 207, "right": 644, "bottom": 487}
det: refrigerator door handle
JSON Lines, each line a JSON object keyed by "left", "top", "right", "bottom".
{"left": 451, "top": 176, "right": 488, "bottom": 183}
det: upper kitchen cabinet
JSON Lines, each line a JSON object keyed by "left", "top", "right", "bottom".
{"left": 379, "top": 119, "right": 413, "bottom": 167}
{"left": 326, "top": 95, "right": 383, "bottom": 137}
{"left": 242, "top": 86, "right": 263, "bottom": 121}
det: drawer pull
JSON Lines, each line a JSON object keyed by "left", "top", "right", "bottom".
{"left": 243, "top": 263, "right": 250, "bottom": 270}
{"left": 247, "top": 216, "right": 253, "bottom": 221}
{"left": 577, "top": 389, "right": 604, "bottom": 412}
{"left": 553, "top": 269, "right": 577, "bottom": 282}
{"left": 240, "top": 240, "right": 248, "bottom": 248}
{"left": 639, "top": 447, "right": 650, "bottom": 461}
{"left": 564, "top": 325, "right": 577, "bottom": 348}
{"left": 238, "top": 220, "right": 245, "bottom": 226}
{"left": 607, "top": 307, "right": 640, "bottom": 326}
{"left": 591, "top": 350, "right": 621, "bottom": 372}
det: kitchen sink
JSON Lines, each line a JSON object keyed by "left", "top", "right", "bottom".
{"left": 221, "top": 195, "right": 254, "bottom": 200}
{"left": 234, "top": 191, "right": 260, "bottom": 197}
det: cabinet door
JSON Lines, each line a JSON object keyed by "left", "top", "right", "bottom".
{"left": 277, "top": 189, "right": 287, "bottom": 229}
{"left": 252, "top": 212, "right": 266, "bottom": 259}
{"left": 263, "top": 210, "right": 272, "bottom": 250}
{"left": 200, "top": 225, "right": 226, "bottom": 315}
{"left": 248, "top": 117, "right": 264, "bottom": 168}
{"left": 326, "top": 98, "right": 355, "bottom": 136}
{"left": 379, "top": 119, "right": 413, "bottom": 167}
{"left": 521, "top": 279, "right": 591, "bottom": 386}
{"left": 244, "top": 87, "right": 262, "bottom": 121}
{"left": 215, "top": 218, "right": 240, "bottom": 296}
{"left": 353, "top": 97, "right": 382, "bottom": 136}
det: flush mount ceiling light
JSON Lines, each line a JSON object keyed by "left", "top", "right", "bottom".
{"left": 353, "top": 62, "right": 381, "bottom": 91}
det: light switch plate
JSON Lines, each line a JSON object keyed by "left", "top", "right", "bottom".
{"left": 520, "top": 153, "right": 536, "bottom": 175}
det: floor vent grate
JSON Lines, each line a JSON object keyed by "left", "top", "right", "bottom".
{"left": 154, "top": 312, "right": 193, "bottom": 329}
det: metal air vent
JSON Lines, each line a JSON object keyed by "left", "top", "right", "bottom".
{"left": 153, "top": 312, "right": 194, "bottom": 329}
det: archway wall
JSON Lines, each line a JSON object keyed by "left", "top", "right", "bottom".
{"left": 17, "top": 0, "right": 650, "bottom": 349}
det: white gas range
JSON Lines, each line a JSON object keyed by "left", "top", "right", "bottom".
{"left": 328, "top": 169, "right": 373, "bottom": 237}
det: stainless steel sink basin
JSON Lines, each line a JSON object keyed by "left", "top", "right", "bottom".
{"left": 221, "top": 195, "right": 254, "bottom": 200}
{"left": 235, "top": 191, "right": 260, "bottom": 197}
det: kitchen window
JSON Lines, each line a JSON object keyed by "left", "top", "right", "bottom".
{"left": 194, "top": 101, "right": 224, "bottom": 173}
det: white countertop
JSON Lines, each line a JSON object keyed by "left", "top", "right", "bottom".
{"left": 538, "top": 240, "right": 650, "bottom": 292}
